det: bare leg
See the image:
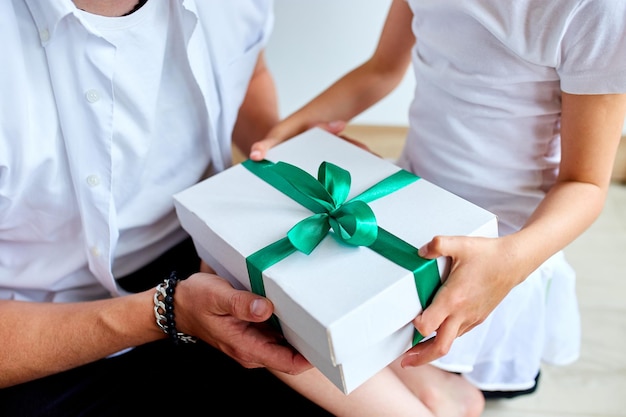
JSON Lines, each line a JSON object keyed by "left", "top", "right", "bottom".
{"left": 388, "top": 360, "right": 485, "bottom": 417}
{"left": 272, "top": 366, "right": 437, "bottom": 417}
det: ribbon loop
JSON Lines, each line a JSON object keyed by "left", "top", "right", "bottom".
{"left": 272, "top": 162, "right": 336, "bottom": 212}
{"left": 287, "top": 213, "right": 331, "bottom": 254}
{"left": 329, "top": 200, "right": 378, "bottom": 246}
{"left": 318, "top": 161, "right": 351, "bottom": 205}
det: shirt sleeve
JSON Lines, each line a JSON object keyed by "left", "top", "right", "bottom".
{"left": 557, "top": 0, "right": 626, "bottom": 94}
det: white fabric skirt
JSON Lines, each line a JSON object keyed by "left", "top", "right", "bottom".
{"left": 431, "top": 251, "right": 580, "bottom": 391}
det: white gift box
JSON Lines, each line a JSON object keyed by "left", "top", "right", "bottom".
{"left": 173, "top": 128, "right": 498, "bottom": 394}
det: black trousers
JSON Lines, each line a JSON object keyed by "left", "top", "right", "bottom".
{"left": 0, "top": 238, "right": 334, "bottom": 417}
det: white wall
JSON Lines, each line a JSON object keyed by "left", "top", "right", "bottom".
{"left": 266, "top": 0, "right": 626, "bottom": 135}
{"left": 265, "top": 0, "right": 414, "bottom": 127}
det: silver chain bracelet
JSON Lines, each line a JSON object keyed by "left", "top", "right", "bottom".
{"left": 153, "top": 273, "right": 197, "bottom": 344}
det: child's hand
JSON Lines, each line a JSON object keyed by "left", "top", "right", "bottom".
{"left": 336, "top": 133, "right": 380, "bottom": 157}
{"left": 249, "top": 120, "right": 347, "bottom": 161}
{"left": 401, "top": 234, "right": 528, "bottom": 367}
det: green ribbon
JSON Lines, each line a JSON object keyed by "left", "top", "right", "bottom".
{"left": 242, "top": 159, "right": 441, "bottom": 345}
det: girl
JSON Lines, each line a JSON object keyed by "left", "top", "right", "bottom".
{"left": 250, "top": 0, "right": 626, "bottom": 415}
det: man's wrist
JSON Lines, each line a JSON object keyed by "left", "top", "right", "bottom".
{"left": 153, "top": 271, "right": 197, "bottom": 345}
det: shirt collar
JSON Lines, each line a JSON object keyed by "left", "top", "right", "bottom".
{"left": 24, "top": 0, "right": 77, "bottom": 46}
{"left": 23, "top": 0, "right": 192, "bottom": 45}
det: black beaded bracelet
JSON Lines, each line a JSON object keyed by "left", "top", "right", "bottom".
{"left": 153, "top": 271, "right": 197, "bottom": 345}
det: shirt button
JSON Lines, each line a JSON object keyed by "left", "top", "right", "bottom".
{"left": 85, "top": 89, "right": 100, "bottom": 103}
{"left": 90, "top": 246, "right": 101, "bottom": 257}
{"left": 86, "top": 175, "right": 100, "bottom": 187}
{"left": 39, "top": 29, "right": 50, "bottom": 42}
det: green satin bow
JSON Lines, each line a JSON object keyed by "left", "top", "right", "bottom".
{"left": 242, "top": 158, "right": 440, "bottom": 344}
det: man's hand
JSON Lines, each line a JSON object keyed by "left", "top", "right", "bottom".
{"left": 176, "top": 272, "right": 313, "bottom": 375}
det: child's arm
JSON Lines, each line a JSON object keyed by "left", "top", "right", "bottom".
{"left": 250, "top": 0, "right": 415, "bottom": 160}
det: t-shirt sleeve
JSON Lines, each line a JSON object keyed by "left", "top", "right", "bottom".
{"left": 557, "top": 0, "right": 626, "bottom": 94}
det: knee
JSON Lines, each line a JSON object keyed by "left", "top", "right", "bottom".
{"left": 419, "top": 379, "right": 485, "bottom": 417}
{"left": 461, "top": 389, "right": 485, "bottom": 417}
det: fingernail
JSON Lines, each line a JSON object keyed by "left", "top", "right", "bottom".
{"left": 328, "top": 120, "right": 343, "bottom": 129}
{"left": 249, "top": 150, "right": 261, "bottom": 160}
{"left": 401, "top": 353, "right": 419, "bottom": 368}
{"left": 418, "top": 245, "right": 426, "bottom": 256}
{"left": 251, "top": 298, "right": 267, "bottom": 317}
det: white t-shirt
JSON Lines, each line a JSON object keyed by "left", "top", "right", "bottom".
{"left": 400, "top": 0, "right": 626, "bottom": 235}
{"left": 0, "top": 0, "right": 273, "bottom": 302}
{"left": 397, "top": 0, "right": 626, "bottom": 390}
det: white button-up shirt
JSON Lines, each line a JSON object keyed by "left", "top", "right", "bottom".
{"left": 0, "top": 0, "right": 273, "bottom": 302}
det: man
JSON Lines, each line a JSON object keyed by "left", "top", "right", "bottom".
{"left": 0, "top": 1, "right": 332, "bottom": 415}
